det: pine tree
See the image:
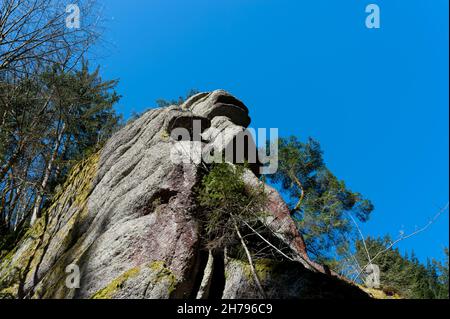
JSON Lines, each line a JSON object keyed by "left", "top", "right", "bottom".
{"left": 433, "top": 248, "right": 449, "bottom": 299}
{"left": 354, "top": 237, "right": 447, "bottom": 299}
{"left": 268, "top": 136, "right": 374, "bottom": 263}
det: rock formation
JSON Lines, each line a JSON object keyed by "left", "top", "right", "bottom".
{"left": 0, "top": 90, "right": 369, "bottom": 299}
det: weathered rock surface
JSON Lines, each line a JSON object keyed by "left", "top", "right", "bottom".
{"left": 222, "top": 258, "right": 368, "bottom": 299}
{"left": 0, "top": 90, "right": 368, "bottom": 299}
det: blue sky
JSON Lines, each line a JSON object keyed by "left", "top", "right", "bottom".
{"left": 97, "top": 0, "right": 449, "bottom": 263}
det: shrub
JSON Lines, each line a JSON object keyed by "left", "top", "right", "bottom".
{"left": 196, "top": 163, "right": 267, "bottom": 250}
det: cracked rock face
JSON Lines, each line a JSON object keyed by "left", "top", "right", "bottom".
{"left": 0, "top": 90, "right": 368, "bottom": 299}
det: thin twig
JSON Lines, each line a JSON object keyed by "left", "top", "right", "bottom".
{"left": 242, "top": 219, "right": 294, "bottom": 261}
{"left": 232, "top": 216, "right": 267, "bottom": 298}
{"left": 352, "top": 202, "right": 449, "bottom": 282}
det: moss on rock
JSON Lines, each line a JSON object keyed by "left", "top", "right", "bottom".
{"left": 91, "top": 266, "right": 141, "bottom": 299}
{"left": 0, "top": 153, "right": 100, "bottom": 299}
{"left": 91, "top": 261, "right": 178, "bottom": 299}
{"left": 232, "top": 258, "right": 278, "bottom": 282}
{"left": 148, "top": 261, "right": 177, "bottom": 295}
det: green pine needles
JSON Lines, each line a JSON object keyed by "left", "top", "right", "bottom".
{"left": 196, "top": 163, "right": 267, "bottom": 251}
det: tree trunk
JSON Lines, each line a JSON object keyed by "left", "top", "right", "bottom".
{"left": 0, "top": 140, "right": 24, "bottom": 182}
{"left": 12, "top": 184, "right": 24, "bottom": 232}
{"left": 290, "top": 170, "right": 305, "bottom": 212}
{"left": 53, "top": 138, "right": 68, "bottom": 183}
{"left": 233, "top": 220, "right": 267, "bottom": 299}
{"left": 4, "top": 170, "right": 15, "bottom": 226}
{"left": 30, "top": 122, "right": 65, "bottom": 225}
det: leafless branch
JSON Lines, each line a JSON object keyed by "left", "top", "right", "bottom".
{"left": 351, "top": 202, "right": 449, "bottom": 282}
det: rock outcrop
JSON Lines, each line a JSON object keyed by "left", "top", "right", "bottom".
{"left": 0, "top": 90, "right": 369, "bottom": 299}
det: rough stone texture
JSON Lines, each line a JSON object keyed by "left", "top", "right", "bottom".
{"left": 195, "top": 250, "right": 214, "bottom": 299}
{"left": 0, "top": 90, "right": 368, "bottom": 299}
{"left": 181, "top": 90, "right": 250, "bottom": 127}
{"left": 222, "top": 258, "right": 368, "bottom": 299}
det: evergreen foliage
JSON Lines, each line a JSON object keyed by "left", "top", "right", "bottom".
{"left": 268, "top": 136, "right": 374, "bottom": 262}
{"left": 354, "top": 237, "right": 449, "bottom": 299}
{"left": 156, "top": 89, "right": 200, "bottom": 108}
{"left": 196, "top": 163, "right": 267, "bottom": 251}
{"left": 0, "top": 61, "right": 122, "bottom": 249}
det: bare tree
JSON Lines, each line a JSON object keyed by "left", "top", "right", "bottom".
{"left": 334, "top": 203, "right": 450, "bottom": 285}
{"left": 0, "top": 0, "right": 100, "bottom": 78}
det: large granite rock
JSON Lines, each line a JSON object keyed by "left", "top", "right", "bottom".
{"left": 0, "top": 90, "right": 368, "bottom": 299}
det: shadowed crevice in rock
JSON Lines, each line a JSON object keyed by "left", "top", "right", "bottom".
{"left": 188, "top": 249, "right": 209, "bottom": 299}
{"left": 208, "top": 251, "right": 226, "bottom": 300}
{"left": 224, "top": 131, "right": 261, "bottom": 177}
{"left": 142, "top": 188, "right": 178, "bottom": 216}
{"left": 167, "top": 115, "right": 211, "bottom": 140}
{"left": 182, "top": 90, "right": 250, "bottom": 127}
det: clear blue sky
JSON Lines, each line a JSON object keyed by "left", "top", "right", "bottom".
{"left": 97, "top": 0, "right": 449, "bottom": 263}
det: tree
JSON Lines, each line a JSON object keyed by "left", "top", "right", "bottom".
{"left": 197, "top": 163, "right": 267, "bottom": 251}
{"left": 0, "top": 0, "right": 110, "bottom": 237}
{"left": 129, "top": 89, "right": 201, "bottom": 123}
{"left": 347, "top": 203, "right": 449, "bottom": 286}
{"left": 197, "top": 162, "right": 292, "bottom": 298}
{"left": 268, "top": 136, "right": 374, "bottom": 263}
{"left": 0, "top": 0, "right": 100, "bottom": 78}
{"left": 0, "top": 61, "right": 121, "bottom": 247}
{"left": 29, "top": 61, "right": 121, "bottom": 224}
{"left": 155, "top": 89, "right": 200, "bottom": 108}
{"left": 354, "top": 236, "right": 447, "bottom": 299}
{"left": 433, "top": 248, "right": 449, "bottom": 299}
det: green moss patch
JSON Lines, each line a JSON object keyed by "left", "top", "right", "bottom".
{"left": 91, "top": 267, "right": 141, "bottom": 299}
{"left": 91, "top": 261, "right": 178, "bottom": 299}
{"left": 0, "top": 153, "right": 100, "bottom": 298}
